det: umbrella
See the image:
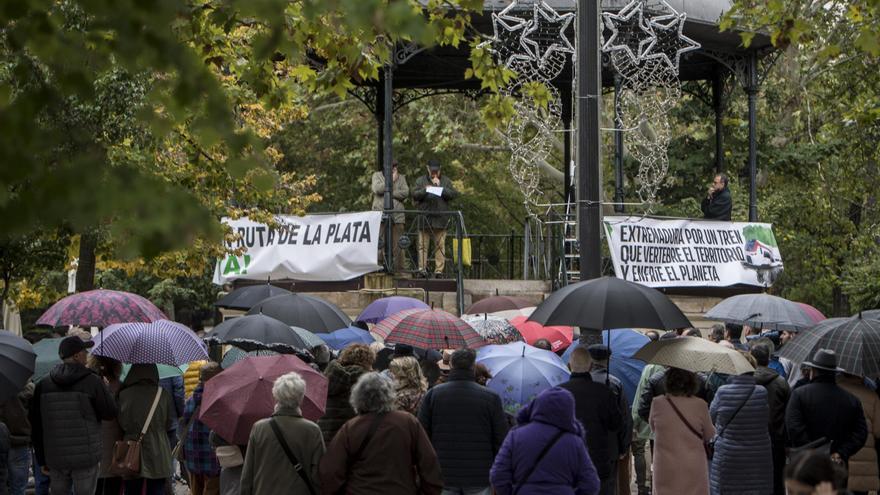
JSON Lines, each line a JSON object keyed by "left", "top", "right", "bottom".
{"left": 0, "top": 331, "right": 36, "bottom": 402}
{"left": 220, "top": 348, "right": 278, "bottom": 369}
{"left": 529, "top": 276, "right": 691, "bottom": 331}
{"left": 561, "top": 329, "right": 648, "bottom": 405}
{"left": 206, "top": 314, "right": 312, "bottom": 354}
{"left": 247, "top": 293, "right": 351, "bottom": 333}
{"left": 318, "top": 327, "right": 375, "bottom": 350}
{"left": 705, "top": 293, "right": 815, "bottom": 331}
{"left": 199, "top": 354, "right": 328, "bottom": 445}
{"left": 465, "top": 296, "right": 535, "bottom": 315}
{"left": 863, "top": 309, "right": 880, "bottom": 320}
{"left": 214, "top": 284, "right": 292, "bottom": 310}
{"left": 290, "top": 327, "right": 326, "bottom": 349}
{"left": 778, "top": 315, "right": 880, "bottom": 378}
{"left": 463, "top": 315, "right": 524, "bottom": 345}
{"left": 796, "top": 302, "right": 826, "bottom": 324}
{"left": 36, "top": 289, "right": 167, "bottom": 327}
{"left": 92, "top": 320, "right": 208, "bottom": 366}
{"left": 467, "top": 307, "right": 536, "bottom": 321}
{"left": 32, "top": 338, "right": 64, "bottom": 382}
{"left": 476, "top": 342, "right": 570, "bottom": 414}
{"left": 633, "top": 337, "right": 755, "bottom": 375}
{"left": 373, "top": 308, "right": 485, "bottom": 349}
{"left": 356, "top": 296, "right": 429, "bottom": 324}
{"left": 510, "top": 316, "right": 573, "bottom": 352}
{"left": 121, "top": 363, "right": 189, "bottom": 381}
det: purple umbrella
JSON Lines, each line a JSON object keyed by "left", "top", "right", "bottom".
{"left": 92, "top": 320, "right": 208, "bottom": 366}
{"left": 37, "top": 289, "right": 167, "bottom": 327}
{"left": 356, "top": 296, "right": 429, "bottom": 324}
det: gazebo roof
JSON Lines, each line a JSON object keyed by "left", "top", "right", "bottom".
{"left": 387, "top": 0, "right": 770, "bottom": 89}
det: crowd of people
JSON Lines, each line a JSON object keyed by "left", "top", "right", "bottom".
{"left": 1, "top": 321, "right": 879, "bottom": 495}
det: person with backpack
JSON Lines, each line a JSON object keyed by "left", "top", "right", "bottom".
{"left": 490, "top": 387, "right": 600, "bottom": 495}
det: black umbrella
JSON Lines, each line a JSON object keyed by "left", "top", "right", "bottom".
{"left": 778, "top": 315, "right": 880, "bottom": 378}
{"left": 0, "top": 330, "right": 36, "bottom": 402}
{"left": 214, "top": 284, "right": 292, "bottom": 311}
{"left": 246, "top": 293, "right": 351, "bottom": 333}
{"left": 528, "top": 276, "right": 692, "bottom": 331}
{"left": 206, "top": 314, "right": 312, "bottom": 354}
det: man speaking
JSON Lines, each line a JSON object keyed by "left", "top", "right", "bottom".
{"left": 701, "top": 173, "right": 732, "bottom": 221}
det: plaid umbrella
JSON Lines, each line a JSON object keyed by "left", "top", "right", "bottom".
{"left": 356, "top": 296, "right": 429, "bottom": 324}
{"left": 778, "top": 316, "right": 880, "bottom": 378}
{"left": 705, "top": 293, "right": 815, "bottom": 331}
{"left": 373, "top": 309, "right": 485, "bottom": 349}
{"left": 37, "top": 289, "right": 166, "bottom": 327}
{"left": 463, "top": 315, "right": 524, "bottom": 345}
{"left": 465, "top": 296, "right": 535, "bottom": 315}
{"left": 0, "top": 331, "right": 35, "bottom": 402}
{"left": 214, "top": 284, "right": 291, "bottom": 311}
{"left": 92, "top": 320, "right": 208, "bottom": 366}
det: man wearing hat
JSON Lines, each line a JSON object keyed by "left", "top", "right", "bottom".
{"left": 412, "top": 159, "right": 459, "bottom": 278}
{"left": 29, "top": 336, "right": 117, "bottom": 495}
{"left": 371, "top": 160, "right": 410, "bottom": 272}
{"left": 785, "top": 349, "right": 867, "bottom": 465}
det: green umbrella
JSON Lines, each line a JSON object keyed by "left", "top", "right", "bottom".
{"left": 120, "top": 363, "right": 189, "bottom": 381}
{"left": 33, "top": 338, "right": 64, "bottom": 382}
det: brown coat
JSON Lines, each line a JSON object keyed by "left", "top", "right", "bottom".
{"left": 838, "top": 375, "right": 880, "bottom": 491}
{"left": 649, "top": 395, "right": 715, "bottom": 495}
{"left": 319, "top": 410, "right": 442, "bottom": 495}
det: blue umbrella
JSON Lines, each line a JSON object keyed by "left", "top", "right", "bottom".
{"left": 356, "top": 296, "right": 429, "bottom": 324}
{"left": 318, "top": 327, "right": 375, "bottom": 350}
{"left": 477, "top": 342, "right": 570, "bottom": 415}
{"left": 561, "top": 329, "right": 648, "bottom": 405}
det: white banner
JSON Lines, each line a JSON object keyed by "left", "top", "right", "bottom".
{"left": 604, "top": 216, "right": 783, "bottom": 288}
{"left": 213, "top": 212, "right": 382, "bottom": 284}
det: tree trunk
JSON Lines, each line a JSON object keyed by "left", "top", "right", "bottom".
{"left": 75, "top": 232, "right": 97, "bottom": 292}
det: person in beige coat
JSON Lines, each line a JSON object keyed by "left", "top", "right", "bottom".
{"left": 838, "top": 373, "right": 880, "bottom": 492}
{"left": 371, "top": 162, "right": 410, "bottom": 272}
{"left": 240, "top": 372, "right": 325, "bottom": 495}
{"left": 649, "top": 368, "right": 715, "bottom": 495}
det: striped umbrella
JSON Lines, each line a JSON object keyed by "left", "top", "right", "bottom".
{"left": 373, "top": 309, "right": 485, "bottom": 349}
{"left": 92, "top": 320, "right": 208, "bottom": 366}
{"left": 778, "top": 315, "right": 880, "bottom": 378}
{"left": 37, "top": 289, "right": 166, "bottom": 327}
{"left": 463, "top": 315, "right": 524, "bottom": 345}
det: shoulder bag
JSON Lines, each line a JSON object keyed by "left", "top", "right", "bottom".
{"left": 112, "top": 387, "right": 163, "bottom": 478}
{"left": 512, "top": 428, "right": 567, "bottom": 495}
{"left": 171, "top": 404, "right": 199, "bottom": 462}
{"left": 665, "top": 395, "right": 714, "bottom": 460}
{"left": 270, "top": 418, "right": 318, "bottom": 495}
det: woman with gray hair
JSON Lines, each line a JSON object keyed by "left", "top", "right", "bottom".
{"left": 240, "top": 372, "right": 324, "bottom": 495}
{"left": 320, "top": 372, "right": 442, "bottom": 494}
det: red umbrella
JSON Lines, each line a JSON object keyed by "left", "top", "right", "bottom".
{"left": 795, "top": 302, "right": 826, "bottom": 324}
{"left": 37, "top": 289, "right": 166, "bottom": 327}
{"left": 510, "top": 316, "right": 573, "bottom": 353}
{"left": 373, "top": 308, "right": 486, "bottom": 349}
{"left": 199, "top": 355, "right": 328, "bottom": 445}
{"left": 465, "top": 296, "right": 535, "bottom": 315}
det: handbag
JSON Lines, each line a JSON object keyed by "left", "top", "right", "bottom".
{"left": 112, "top": 387, "right": 162, "bottom": 478}
{"left": 215, "top": 445, "right": 244, "bottom": 468}
{"left": 452, "top": 237, "right": 472, "bottom": 267}
{"left": 665, "top": 396, "right": 714, "bottom": 460}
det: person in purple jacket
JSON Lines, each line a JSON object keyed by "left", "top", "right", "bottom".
{"left": 490, "top": 387, "right": 600, "bottom": 495}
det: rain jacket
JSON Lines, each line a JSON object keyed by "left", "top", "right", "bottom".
{"left": 490, "top": 387, "right": 600, "bottom": 495}
{"left": 418, "top": 369, "right": 508, "bottom": 488}
{"left": 412, "top": 173, "right": 459, "bottom": 230}
{"left": 371, "top": 171, "right": 410, "bottom": 224}
{"left": 185, "top": 361, "right": 208, "bottom": 398}
{"left": 709, "top": 375, "right": 772, "bottom": 495}
{"left": 30, "top": 362, "right": 117, "bottom": 469}
{"left": 318, "top": 361, "right": 368, "bottom": 444}
{"left": 117, "top": 364, "right": 174, "bottom": 479}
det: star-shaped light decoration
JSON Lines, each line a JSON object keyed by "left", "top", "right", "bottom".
{"left": 521, "top": 1, "right": 575, "bottom": 66}
{"left": 640, "top": 12, "right": 700, "bottom": 71}
{"left": 482, "top": 11, "right": 535, "bottom": 67}
{"left": 601, "top": 0, "right": 655, "bottom": 65}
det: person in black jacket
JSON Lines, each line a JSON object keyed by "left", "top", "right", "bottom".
{"left": 559, "top": 347, "right": 626, "bottom": 495}
{"left": 750, "top": 344, "right": 790, "bottom": 495}
{"left": 701, "top": 173, "right": 732, "bottom": 221}
{"left": 418, "top": 348, "right": 508, "bottom": 495}
{"left": 29, "top": 336, "right": 117, "bottom": 495}
{"left": 785, "top": 349, "right": 867, "bottom": 465}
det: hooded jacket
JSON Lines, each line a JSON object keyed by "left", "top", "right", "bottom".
{"left": 30, "top": 362, "right": 117, "bottom": 469}
{"left": 490, "top": 387, "right": 600, "bottom": 495}
{"left": 117, "top": 364, "right": 174, "bottom": 479}
{"left": 753, "top": 366, "right": 790, "bottom": 442}
{"left": 318, "top": 361, "right": 368, "bottom": 444}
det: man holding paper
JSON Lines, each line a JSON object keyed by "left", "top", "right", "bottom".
{"left": 412, "top": 159, "right": 459, "bottom": 278}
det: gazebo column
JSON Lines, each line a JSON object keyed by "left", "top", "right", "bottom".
{"left": 561, "top": 84, "right": 572, "bottom": 203}
{"left": 613, "top": 75, "right": 624, "bottom": 213}
{"left": 382, "top": 66, "right": 395, "bottom": 269}
{"left": 746, "top": 51, "right": 758, "bottom": 222}
{"left": 713, "top": 67, "right": 724, "bottom": 174}
{"left": 376, "top": 76, "right": 384, "bottom": 172}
